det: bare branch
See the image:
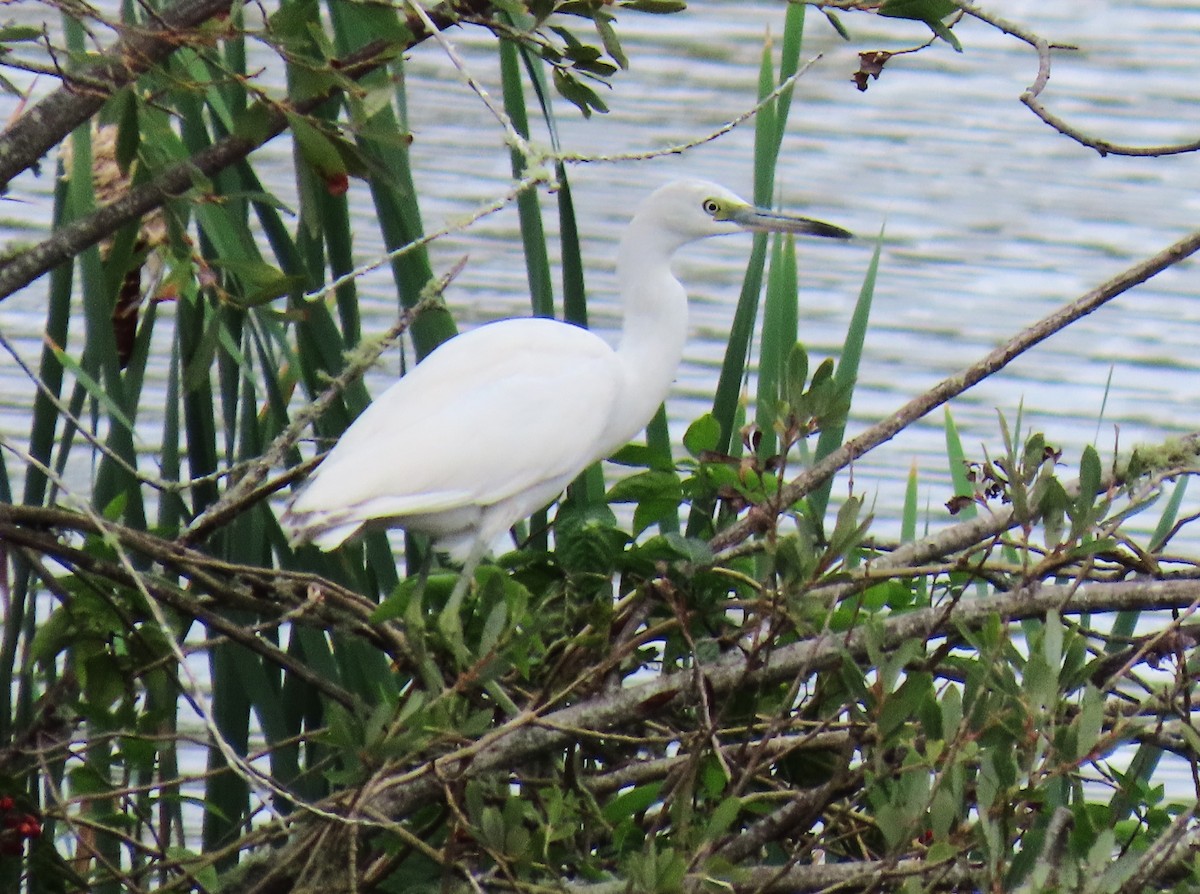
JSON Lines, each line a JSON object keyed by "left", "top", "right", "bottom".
{"left": 949, "top": 0, "right": 1200, "bottom": 157}
{"left": 0, "top": 503, "right": 417, "bottom": 667}
{"left": 0, "top": 37, "right": 392, "bottom": 301}
{"left": 0, "top": 0, "right": 237, "bottom": 190}
{"left": 0, "top": 0, "right": 500, "bottom": 302}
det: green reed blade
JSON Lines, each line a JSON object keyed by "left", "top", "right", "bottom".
{"left": 807, "top": 231, "right": 881, "bottom": 522}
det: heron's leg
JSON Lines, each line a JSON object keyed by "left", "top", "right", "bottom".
{"left": 441, "top": 535, "right": 489, "bottom": 624}
{"left": 435, "top": 535, "right": 487, "bottom": 658}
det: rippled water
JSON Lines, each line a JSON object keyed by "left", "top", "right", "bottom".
{"left": 2, "top": 2, "right": 1197, "bottom": 516}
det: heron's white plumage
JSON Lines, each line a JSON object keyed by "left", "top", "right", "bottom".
{"left": 279, "top": 179, "right": 850, "bottom": 560}
{"left": 285, "top": 319, "right": 622, "bottom": 557}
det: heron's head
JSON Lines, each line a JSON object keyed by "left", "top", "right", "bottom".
{"left": 637, "top": 179, "right": 852, "bottom": 248}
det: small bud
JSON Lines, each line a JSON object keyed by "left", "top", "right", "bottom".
{"left": 324, "top": 173, "right": 349, "bottom": 196}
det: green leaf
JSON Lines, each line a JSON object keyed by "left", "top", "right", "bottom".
{"left": 551, "top": 69, "right": 609, "bottom": 117}
{"left": 704, "top": 797, "right": 741, "bottom": 840}
{"left": 826, "top": 495, "right": 869, "bottom": 560}
{"left": 1149, "top": 474, "right": 1188, "bottom": 552}
{"left": 47, "top": 341, "right": 135, "bottom": 432}
{"left": 554, "top": 503, "right": 627, "bottom": 573}
{"left": 478, "top": 599, "right": 509, "bottom": 657}
{"left": 635, "top": 532, "right": 713, "bottom": 566}
{"left": 785, "top": 342, "right": 809, "bottom": 410}
{"left": 1074, "top": 443, "right": 1102, "bottom": 524}
{"left": 940, "top": 684, "right": 963, "bottom": 737}
{"left": 609, "top": 443, "right": 659, "bottom": 467}
{"left": 29, "top": 606, "right": 75, "bottom": 667}
{"left": 1041, "top": 610, "right": 1063, "bottom": 671}
{"left": 602, "top": 782, "right": 663, "bottom": 824}
{"left": 1075, "top": 685, "right": 1104, "bottom": 760}
{"left": 683, "top": 413, "right": 721, "bottom": 458}
{"left": 927, "top": 17, "right": 963, "bottom": 51}
{"left": 480, "top": 805, "right": 506, "bottom": 850}
{"left": 618, "top": 0, "right": 687, "bottom": 12}
{"left": 822, "top": 10, "right": 851, "bottom": 40}
{"left": 113, "top": 88, "right": 140, "bottom": 173}
{"left": 1021, "top": 432, "right": 1046, "bottom": 482}
{"left": 83, "top": 650, "right": 126, "bottom": 710}
{"left": 879, "top": 672, "right": 933, "bottom": 741}
{"left": 607, "top": 469, "right": 682, "bottom": 536}
{"left": 165, "top": 848, "right": 219, "bottom": 892}
{"left": 901, "top": 462, "right": 919, "bottom": 544}
{"left": 1022, "top": 653, "right": 1056, "bottom": 713}
{"left": 67, "top": 763, "right": 114, "bottom": 797}
{"left": 880, "top": 0, "right": 956, "bottom": 21}
{"left": 1038, "top": 476, "right": 1070, "bottom": 548}
{"left": 606, "top": 469, "right": 682, "bottom": 505}
{"left": 926, "top": 838, "right": 957, "bottom": 864}
{"left": 632, "top": 500, "right": 682, "bottom": 538}
{"left": 879, "top": 0, "right": 962, "bottom": 49}
{"left": 593, "top": 15, "right": 629, "bottom": 69}
{"left": 0, "top": 24, "right": 43, "bottom": 41}
{"left": 209, "top": 258, "right": 301, "bottom": 306}
{"left": 572, "top": 57, "right": 618, "bottom": 77}
{"left": 233, "top": 102, "right": 278, "bottom": 145}
{"left": 976, "top": 750, "right": 1011, "bottom": 811}
{"left": 288, "top": 114, "right": 347, "bottom": 179}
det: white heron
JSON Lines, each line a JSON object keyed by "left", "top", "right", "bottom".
{"left": 280, "top": 179, "right": 850, "bottom": 588}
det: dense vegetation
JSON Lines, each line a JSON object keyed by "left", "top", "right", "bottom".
{"left": 0, "top": 1, "right": 1199, "bottom": 892}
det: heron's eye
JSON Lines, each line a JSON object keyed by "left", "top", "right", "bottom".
{"left": 702, "top": 198, "right": 721, "bottom": 216}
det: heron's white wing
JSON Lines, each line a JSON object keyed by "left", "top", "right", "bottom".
{"left": 289, "top": 318, "right": 624, "bottom": 521}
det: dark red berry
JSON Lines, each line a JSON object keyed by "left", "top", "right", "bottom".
{"left": 0, "top": 797, "right": 12, "bottom": 812}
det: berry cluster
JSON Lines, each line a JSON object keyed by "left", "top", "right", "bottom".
{"left": 0, "top": 796, "right": 41, "bottom": 856}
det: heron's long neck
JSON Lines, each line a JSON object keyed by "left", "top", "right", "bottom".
{"left": 611, "top": 224, "right": 689, "bottom": 446}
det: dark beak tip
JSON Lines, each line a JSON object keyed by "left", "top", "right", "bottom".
{"left": 820, "top": 225, "right": 855, "bottom": 240}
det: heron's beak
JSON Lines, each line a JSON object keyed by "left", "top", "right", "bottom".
{"left": 731, "top": 205, "right": 852, "bottom": 240}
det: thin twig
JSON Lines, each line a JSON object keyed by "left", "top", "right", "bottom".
{"left": 558, "top": 56, "right": 824, "bottom": 166}
{"left": 404, "top": 0, "right": 534, "bottom": 162}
